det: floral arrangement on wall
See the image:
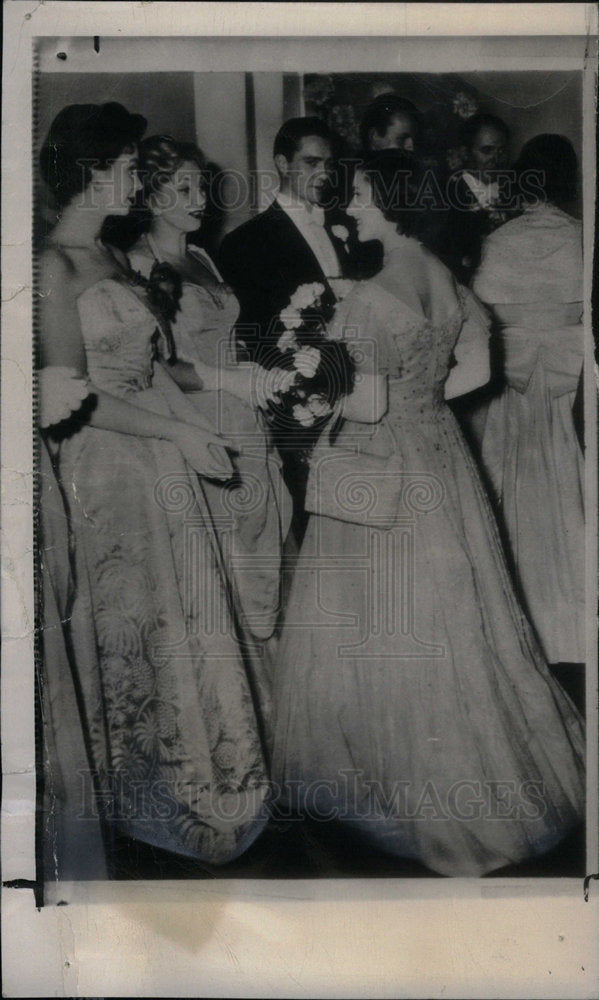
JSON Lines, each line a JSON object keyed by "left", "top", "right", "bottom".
{"left": 303, "top": 74, "right": 361, "bottom": 153}
{"left": 419, "top": 80, "right": 481, "bottom": 171}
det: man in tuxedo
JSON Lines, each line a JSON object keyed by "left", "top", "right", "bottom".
{"left": 219, "top": 117, "right": 349, "bottom": 548}
{"left": 437, "top": 113, "right": 511, "bottom": 284}
{"left": 218, "top": 116, "right": 348, "bottom": 367}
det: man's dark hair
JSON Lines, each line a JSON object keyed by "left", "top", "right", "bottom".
{"left": 458, "top": 112, "right": 510, "bottom": 151}
{"left": 360, "top": 94, "right": 421, "bottom": 153}
{"left": 273, "top": 116, "right": 333, "bottom": 162}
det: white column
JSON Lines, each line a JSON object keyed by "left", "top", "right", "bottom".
{"left": 193, "top": 72, "right": 252, "bottom": 233}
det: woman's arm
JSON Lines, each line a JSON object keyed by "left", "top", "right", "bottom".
{"left": 39, "top": 252, "right": 183, "bottom": 440}
{"left": 163, "top": 352, "right": 256, "bottom": 403}
{"left": 39, "top": 251, "right": 233, "bottom": 477}
{"left": 192, "top": 356, "right": 296, "bottom": 409}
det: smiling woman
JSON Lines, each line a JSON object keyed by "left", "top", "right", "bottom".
{"left": 271, "top": 150, "right": 585, "bottom": 879}
{"left": 127, "top": 132, "right": 292, "bottom": 667}
{"left": 37, "top": 105, "right": 275, "bottom": 874}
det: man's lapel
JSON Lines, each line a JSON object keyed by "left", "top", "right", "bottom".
{"left": 266, "top": 200, "right": 329, "bottom": 282}
{"left": 326, "top": 221, "right": 351, "bottom": 274}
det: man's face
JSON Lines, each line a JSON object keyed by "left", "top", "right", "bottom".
{"left": 469, "top": 126, "right": 509, "bottom": 176}
{"left": 278, "top": 135, "right": 334, "bottom": 207}
{"left": 370, "top": 113, "right": 416, "bottom": 154}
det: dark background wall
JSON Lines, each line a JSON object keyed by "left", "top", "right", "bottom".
{"left": 36, "top": 69, "right": 584, "bottom": 229}
{"left": 35, "top": 72, "right": 196, "bottom": 158}
{"left": 313, "top": 71, "right": 583, "bottom": 217}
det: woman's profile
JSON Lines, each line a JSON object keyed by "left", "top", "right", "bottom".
{"left": 38, "top": 103, "right": 272, "bottom": 870}
{"left": 271, "top": 151, "right": 585, "bottom": 878}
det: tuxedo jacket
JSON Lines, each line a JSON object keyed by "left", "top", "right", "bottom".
{"left": 218, "top": 200, "right": 348, "bottom": 365}
{"left": 435, "top": 173, "right": 508, "bottom": 285}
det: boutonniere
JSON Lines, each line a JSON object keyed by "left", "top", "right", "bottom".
{"left": 331, "top": 224, "right": 350, "bottom": 252}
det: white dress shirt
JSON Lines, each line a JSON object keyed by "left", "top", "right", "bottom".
{"left": 462, "top": 172, "right": 500, "bottom": 211}
{"left": 275, "top": 194, "right": 341, "bottom": 279}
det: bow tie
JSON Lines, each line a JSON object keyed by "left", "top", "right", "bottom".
{"left": 306, "top": 206, "right": 325, "bottom": 227}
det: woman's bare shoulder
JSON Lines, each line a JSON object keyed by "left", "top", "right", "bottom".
{"left": 38, "top": 245, "right": 79, "bottom": 297}
{"left": 39, "top": 243, "right": 76, "bottom": 271}
{"left": 422, "top": 249, "right": 461, "bottom": 326}
{"left": 39, "top": 241, "right": 117, "bottom": 299}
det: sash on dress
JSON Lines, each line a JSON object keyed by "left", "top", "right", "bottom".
{"left": 491, "top": 302, "right": 583, "bottom": 396}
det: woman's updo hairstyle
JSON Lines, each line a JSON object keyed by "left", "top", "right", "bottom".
{"left": 359, "top": 149, "right": 424, "bottom": 238}
{"left": 138, "top": 135, "right": 206, "bottom": 204}
{"left": 514, "top": 133, "right": 577, "bottom": 207}
{"left": 40, "top": 102, "right": 146, "bottom": 208}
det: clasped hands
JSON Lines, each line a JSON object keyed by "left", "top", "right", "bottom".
{"left": 181, "top": 351, "right": 321, "bottom": 479}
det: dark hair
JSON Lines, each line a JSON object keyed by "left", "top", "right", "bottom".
{"left": 39, "top": 102, "right": 146, "bottom": 208}
{"left": 458, "top": 112, "right": 510, "bottom": 151}
{"left": 358, "top": 149, "right": 424, "bottom": 238}
{"left": 360, "top": 94, "right": 420, "bottom": 152}
{"left": 138, "top": 135, "right": 206, "bottom": 200}
{"left": 514, "top": 133, "right": 577, "bottom": 206}
{"left": 273, "top": 116, "right": 333, "bottom": 162}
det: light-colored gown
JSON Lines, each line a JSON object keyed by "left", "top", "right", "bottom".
{"left": 271, "top": 254, "right": 585, "bottom": 877}
{"left": 128, "top": 239, "right": 291, "bottom": 660}
{"left": 472, "top": 203, "right": 585, "bottom": 663}
{"left": 58, "top": 274, "right": 270, "bottom": 864}
{"left": 40, "top": 439, "right": 108, "bottom": 880}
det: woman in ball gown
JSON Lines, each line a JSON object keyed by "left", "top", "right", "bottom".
{"left": 127, "top": 136, "right": 291, "bottom": 680}
{"left": 472, "top": 135, "right": 585, "bottom": 666}
{"left": 39, "top": 368, "right": 109, "bottom": 880}
{"left": 271, "top": 151, "right": 585, "bottom": 878}
{"left": 38, "top": 103, "right": 273, "bottom": 868}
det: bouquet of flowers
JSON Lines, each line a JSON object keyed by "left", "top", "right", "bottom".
{"left": 263, "top": 280, "right": 356, "bottom": 433}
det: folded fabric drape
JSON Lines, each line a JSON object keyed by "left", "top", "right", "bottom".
{"left": 495, "top": 316, "right": 583, "bottom": 396}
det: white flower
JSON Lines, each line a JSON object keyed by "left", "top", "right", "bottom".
{"left": 452, "top": 92, "right": 479, "bottom": 119}
{"left": 277, "top": 329, "right": 299, "bottom": 352}
{"left": 292, "top": 403, "right": 316, "bottom": 427}
{"left": 289, "top": 282, "right": 325, "bottom": 311}
{"left": 293, "top": 346, "right": 321, "bottom": 378}
{"left": 281, "top": 309, "right": 302, "bottom": 332}
{"left": 331, "top": 224, "right": 349, "bottom": 244}
{"left": 306, "top": 394, "right": 332, "bottom": 419}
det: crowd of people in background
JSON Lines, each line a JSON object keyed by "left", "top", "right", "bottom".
{"left": 37, "top": 85, "right": 586, "bottom": 881}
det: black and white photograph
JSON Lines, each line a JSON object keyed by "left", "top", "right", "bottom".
{"left": 2, "top": 3, "right": 598, "bottom": 997}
